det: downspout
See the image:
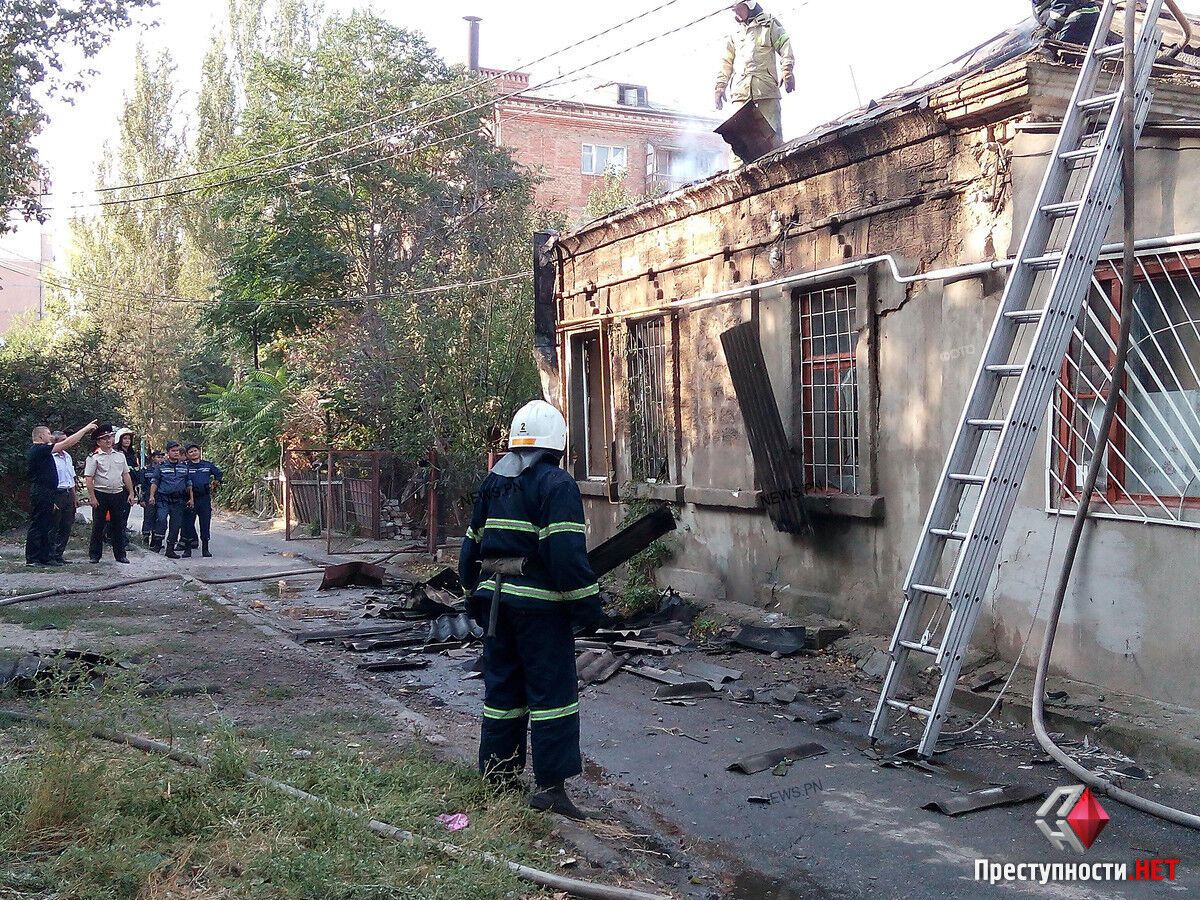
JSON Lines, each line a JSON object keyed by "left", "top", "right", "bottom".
{"left": 556, "top": 232, "right": 1200, "bottom": 330}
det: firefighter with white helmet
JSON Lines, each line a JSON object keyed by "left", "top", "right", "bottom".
{"left": 459, "top": 399, "right": 599, "bottom": 819}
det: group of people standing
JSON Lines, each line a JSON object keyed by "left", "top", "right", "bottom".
{"left": 25, "top": 421, "right": 223, "bottom": 567}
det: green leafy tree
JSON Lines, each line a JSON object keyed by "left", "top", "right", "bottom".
{"left": 205, "top": 11, "right": 540, "bottom": 500}
{"left": 68, "top": 46, "right": 227, "bottom": 443}
{"left": 0, "top": 319, "right": 124, "bottom": 525}
{"left": 0, "top": 0, "right": 158, "bottom": 230}
{"left": 581, "top": 171, "right": 648, "bottom": 222}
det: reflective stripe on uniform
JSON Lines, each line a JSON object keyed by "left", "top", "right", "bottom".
{"left": 465, "top": 527, "right": 480, "bottom": 542}
{"left": 479, "top": 579, "right": 599, "bottom": 602}
{"left": 529, "top": 702, "right": 579, "bottom": 722}
{"left": 484, "top": 517, "right": 539, "bottom": 535}
{"left": 483, "top": 705, "right": 528, "bottom": 720}
{"left": 539, "top": 521, "right": 585, "bottom": 539}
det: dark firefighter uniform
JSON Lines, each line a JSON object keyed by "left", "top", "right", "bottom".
{"left": 151, "top": 456, "right": 192, "bottom": 555}
{"left": 459, "top": 450, "right": 599, "bottom": 790}
{"left": 184, "top": 455, "right": 222, "bottom": 555}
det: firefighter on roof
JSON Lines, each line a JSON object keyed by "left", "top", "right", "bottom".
{"left": 715, "top": 2, "right": 795, "bottom": 141}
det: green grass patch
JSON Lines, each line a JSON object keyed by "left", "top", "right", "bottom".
{"left": 0, "top": 678, "right": 554, "bottom": 899}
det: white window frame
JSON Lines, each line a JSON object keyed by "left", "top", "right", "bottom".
{"left": 582, "top": 143, "right": 628, "bottom": 176}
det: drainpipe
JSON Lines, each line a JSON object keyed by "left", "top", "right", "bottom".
{"left": 465, "top": 16, "right": 482, "bottom": 72}
{"left": 556, "top": 232, "right": 1200, "bottom": 329}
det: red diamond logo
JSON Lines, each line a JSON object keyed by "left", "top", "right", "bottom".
{"left": 1065, "top": 787, "right": 1110, "bottom": 849}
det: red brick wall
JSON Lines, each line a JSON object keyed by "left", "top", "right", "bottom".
{"left": 496, "top": 103, "right": 726, "bottom": 223}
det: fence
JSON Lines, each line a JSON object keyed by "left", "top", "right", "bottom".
{"left": 283, "top": 446, "right": 482, "bottom": 555}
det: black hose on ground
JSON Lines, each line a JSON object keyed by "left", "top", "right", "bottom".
{"left": 1031, "top": 1, "right": 1200, "bottom": 831}
{"left": 0, "top": 710, "right": 670, "bottom": 900}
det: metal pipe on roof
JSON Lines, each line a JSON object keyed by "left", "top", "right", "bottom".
{"left": 555, "top": 232, "right": 1200, "bottom": 329}
{"left": 464, "top": 16, "right": 482, "bottom": 72}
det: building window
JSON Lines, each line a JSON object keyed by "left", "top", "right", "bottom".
{"left": 1054, "top": 249, "right": 1200, "bottom": 523}
{"left": 798, "top": 283, "right": 860, "bottom": 494}
{"left": 645, "top": 145, "right": 722, "bottom": 192}
{"left": 582, "top": 144, "right": 628, "bottom": 175}
{"left": 568, "top": 331, "right": 608, "bottom": 480}
{"left": 617, "top": 84, "right": 647, "bottom": 107}
{"left": 625, "top": 317, "right": 671, "bottom": 483}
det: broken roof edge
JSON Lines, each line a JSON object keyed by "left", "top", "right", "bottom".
{"left": 556, "top": 40, "right": 1200, "bottom": 256}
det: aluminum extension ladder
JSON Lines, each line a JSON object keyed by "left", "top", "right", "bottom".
{"left": 869, "top": 0, "right": 1166, "bottom": 757}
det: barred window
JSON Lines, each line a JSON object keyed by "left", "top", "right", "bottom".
{"left": 1053, "top": 248, "right": 1200, "bottom": 525}
{"left": 625, "top": 317, "right": 670, "bottom": 483}
{"left": 798, "top": 284, "right": 860, "bottom": 494}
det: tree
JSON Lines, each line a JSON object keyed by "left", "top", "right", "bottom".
{"left": 68, "top": 45, "right": 227, "bottom": 443}
{"left": 0, "top": 317, "right": 123, "bottom": 526}
{"left": 203, "top": 11, "right": 540, "bottom": 500}
{"left": 581, "top": 170, "right": 647, "bottom": 222}
{"left": 0, "top": 0, "right": 158, "bottom": 230}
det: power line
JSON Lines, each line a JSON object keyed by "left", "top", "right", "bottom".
{"left": 48, "top": 0, "right": 694, "bottom": 201}
{"left": 44, "top": 3, "right": 730, "bottom": 213}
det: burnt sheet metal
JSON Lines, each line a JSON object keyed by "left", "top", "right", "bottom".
{"left": 623, "top": 664, "right": 693, "bottom": 686}
{"left": 319, "top": 561, "right": 386, "bottom": 590}
{"left": 425, "top": 567, "right": 463, "bottom": 596}
{"left": 612, "top": 640, "right": 673, "bottom": 656}
{"left": 727, "top": 742, "right": 828, "bottom": 775}
{"left": 654, "top": 681, "right": 720, "bottom": 700}
{"left": 679, "top": 660, "right": 743, "bottom": 686}
{"left": 576, "top": 649, "right": 628, "bottom": 685}
{"left": 714, "top": 99, "right": 782, "bottom": 164}
{"left": 342, "top": 635, "right": 425, "bottom": 653}
{"left": 733, "top": 624, "right": 807, "bottom": 656}
{"left": 356, "top": 655, "right": 431, "bottom": 673}
{"left": 587, "top": 504, "right": 677, "bottom": 578}
{"left": 0, "top": 650, "right": 127, "bottom": 692}
{"left": 922, "top": 784, "right": 1043, "bottom": 817}
{"left": 292, "top": 623, "right": 415, "bottom": 644}
{"left": 427, "top": 613, "right": 484, "bottom": 644}
{"left": 720, "top": 322, "right": 811, "bottom": 534}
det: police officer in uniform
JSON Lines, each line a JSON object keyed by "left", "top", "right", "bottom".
{"left": 460, "top": 400, "right": 600, "bottom": 819}
{"left": 140, "top": 449, "right": 164, "bottom": 544}
{"left": 182, "top": 443, "right": 222, "bottom": 558}
{"left": 148, "top": 441, "right": 194, "bottom": 558}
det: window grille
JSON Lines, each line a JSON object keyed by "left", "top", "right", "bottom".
{"left": 798, "top": 284, "right": 860, "bottom": 494}
{"left": 625, "top": 317, "right": 670, "bottom": 483}
{"left": 1052, "top": 244, "right": 1200, "bottom": 527}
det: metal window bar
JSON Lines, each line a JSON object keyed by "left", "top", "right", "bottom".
{"left": 798, "top": 284, "right": 860, "bottom": 494}
{"left": 1051, "top": 245, "right": 1200, "bottom": 526}
{"left": 626, "top": 317, "right": 670, "bottom": 482}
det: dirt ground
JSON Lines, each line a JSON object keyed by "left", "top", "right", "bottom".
{"left": 4, "top": 509, "right": 1200, "bottom": 899}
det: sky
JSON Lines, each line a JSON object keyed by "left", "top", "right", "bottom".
{"left": 12, "top": 0, "right": 1199, "bottom": 257}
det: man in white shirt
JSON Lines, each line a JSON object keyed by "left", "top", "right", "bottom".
{"left": 49, "top": 431, "right": 78, "bottom": 566}
{"left": 83, "top": 423, "right": 137, "bottom": 564}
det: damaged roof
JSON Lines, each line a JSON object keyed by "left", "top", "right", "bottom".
{"left": 565, "top": 6, "right": 1200, "bottom": 237}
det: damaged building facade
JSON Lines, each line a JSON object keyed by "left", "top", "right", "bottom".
{"left": 539, "top": 21, "right": 1200, "bottom": 709}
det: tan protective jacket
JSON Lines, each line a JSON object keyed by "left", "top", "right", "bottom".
{"left": 715, "top": 11, "right": 795, "bottom": 102}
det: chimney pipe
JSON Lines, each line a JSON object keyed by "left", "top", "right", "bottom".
{"left": 464, "top": 16, "right": 481, "bottom": 72}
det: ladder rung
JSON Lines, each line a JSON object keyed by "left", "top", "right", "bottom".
{"left": 898, "top": 639, "right": 942, "bottom": 656}
{"left": 1094, "top": 44, "right": 1124, "bottom": 60}
{"left": 1060, "top": 145, "right": 1101, "bottom": 162}
{"left": 1078, "top": 91, "right": 1119, "bottom": 111}
{"left": 929, "top": 527, "right": 969, "bottom": 541}
{"left": 986, "top": 364, "right": 1024, "bottom": 376}
{"left": 1041, "top": 200, "right": 1081, "bottom": 218}
{"left": 1023, "top": 252, "right": 1063, "bottom": 269}
{"left": 1004, "top": 308, "right": 1045, "bottom": 323}
{"left": 911, "top": 582, "right": 952, "bottom": 598}
{"left": 949, "top": 473, "right": 986, "bottom": 486}
{"left": 968, "top": 418, "right": 1004, "bottom": 431}
{"left": 886, "top": 698, "right": 932, "bottom": 718}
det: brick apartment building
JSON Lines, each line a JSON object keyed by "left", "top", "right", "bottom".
{"left": 0, "top": 219, "right": 50, "bottom": 334}
{"left": 483, "top": 67, "right": 727, "bottom": 224}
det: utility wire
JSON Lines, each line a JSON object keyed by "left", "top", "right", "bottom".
{"left": 43, "top": 3, "right": 730, "bottom": 213}
{"left": 62, "top": 0, "right": 692, "bottom": 199}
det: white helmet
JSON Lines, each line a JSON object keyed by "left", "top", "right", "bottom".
{"left": 508, "top": 400, "right": 567, "bottom": 451}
